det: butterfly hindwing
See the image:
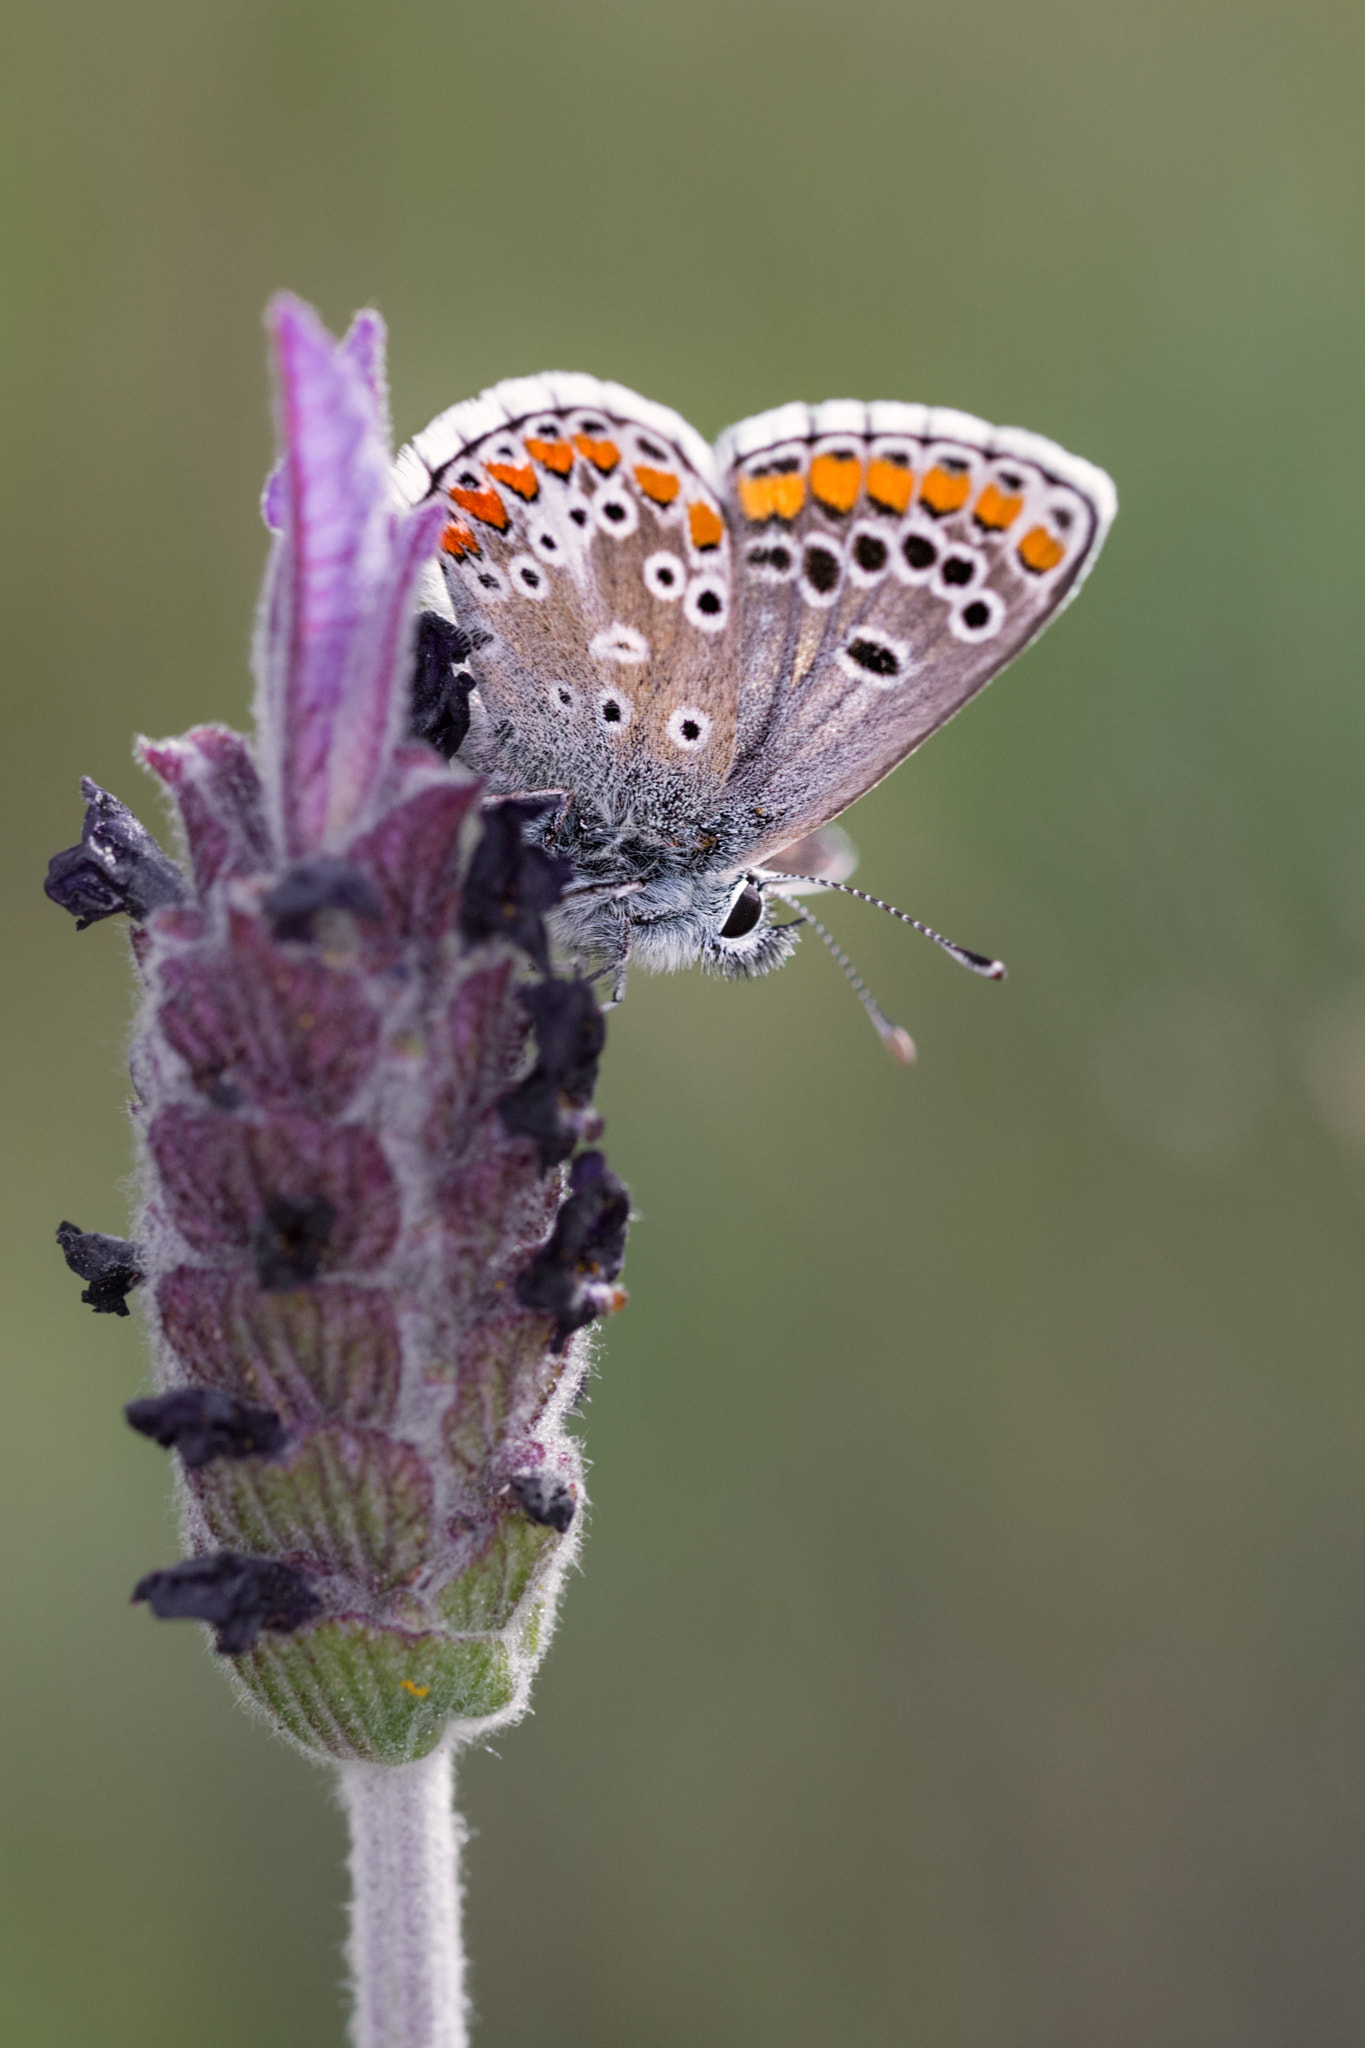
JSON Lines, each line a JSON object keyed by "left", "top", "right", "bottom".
{"left": 397, "top": 377, "right": 744, "bottom": 820}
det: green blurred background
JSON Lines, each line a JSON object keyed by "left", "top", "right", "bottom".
{"left": 3, "top": 1, "right": 1364, "bottom": 2041}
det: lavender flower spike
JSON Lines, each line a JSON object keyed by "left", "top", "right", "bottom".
{"left": 51, "top": 298, "right": 630, "bottom": 2047}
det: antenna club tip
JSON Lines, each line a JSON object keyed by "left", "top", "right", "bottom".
{"left": 883, "top": 1026, "right": 917, "bottom": 1066}
{"left": 986, "top": 960, "right": 1007, "bottom": 981}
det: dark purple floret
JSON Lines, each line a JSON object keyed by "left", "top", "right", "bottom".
{"left": 458, "top": 803, "right": 573, "bottom": 974}
{"left": 254, "top": 1194, "right": 337, "bottom": 1290}
{"left": 262, "top": 857, "right": 385, "bottom": 942}
{"left": 132, "top": 1551, "right": 321, "bottom": 1654}
{"left": 516, "top": 1150, "right": 630, "bottom": 1345}
{"left": 125, "top": 1387, "right": 288, "bottom": 1469}
{"left": 496, "top": 1072, "right": 582, "bottom": 1170}
{"left": 55, "top": 1221, "right": 145, "bottom": 1315}
{"left": 499, "top": 976, "right": 607, "bottom": 1168}
{"left": 409, "top": 611, "right": 483, "bottom": 761}
{"left": 511, "top": 1472, "right": 577, "bottom": 1533}
{"left": 44, "top": 778, "right": 187, "bottom": 929}
{"left": 521, "top": 977, "right": 605, "bottom": 1097}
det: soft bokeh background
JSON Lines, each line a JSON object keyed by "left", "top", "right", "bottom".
{"left": 3, "top": 1, "right": 1364, "bottom": 2041}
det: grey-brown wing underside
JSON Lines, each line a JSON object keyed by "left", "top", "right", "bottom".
{"left": 712, "top": 401, "right": 1116, "bottom": 860}
{"left": 394, "top": 374, "right": 745, "bottom": 829}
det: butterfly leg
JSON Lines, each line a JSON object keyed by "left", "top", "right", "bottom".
{"left": 599, "top": 911, "right": 632, "bottom": 1009}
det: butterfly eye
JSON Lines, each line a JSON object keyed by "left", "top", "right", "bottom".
{"left": 719, "top": 883, "right": 764, "bottom": 941}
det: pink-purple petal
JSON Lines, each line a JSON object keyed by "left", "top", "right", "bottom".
{"left": 258, "top": 295, "right": 440, "bottom": 856}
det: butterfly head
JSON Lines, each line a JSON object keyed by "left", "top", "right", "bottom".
{"left": 551, "top": 843, "right": 801, "bottom": 981}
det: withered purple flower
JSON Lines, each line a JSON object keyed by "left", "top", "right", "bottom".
{"left": 409, "top": 611, "right": 482, "bottom": 762}
{"left": 132, "top": 1552, "right": 322, "bottom": 1655}
{"left": 48, "top": 296, "right": 631, "bottom": 2046}
{"left": 45, "top": 779, "right": 187, "bottom": 929}
{"left": 55, "top": 1221, "right": 146, "bottom": 1315}
{"left": 124, "top": 1387, "right": 288, "bottom": 1468}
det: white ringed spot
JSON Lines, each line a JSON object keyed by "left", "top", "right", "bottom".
{"left": 744, "top": 536, "right": 799, "bottom": 582}
{"left": 932, "top": 541, "right": 987, "bottom": 601}
{"left": 799, "top": 534, "right": 844, "bottom": 608}
{"left": 847, "top": 520, "right": 895, "bottom": 589}
{"left": 596, "top": 687, "right": 633, "bottom": 731}
{"left": 835, "top": 627, "right": 912, "bottom": 687}
{"left": 593, "top": 480, "right": 639, "bottom": 538}
{"left": 949, "top": 590, "right": 1006, "bottom": 643}
{"left": 892, "top": 516, "right": 941, "bottom": 587}
{"left": 508, "top": 553, "right": 549, "bottom": 600}
{"left": 590, "top": 623, "right": 650, "bottom": 665}
{"left": 666, "top": 706, "right": 713, "bottom": 752}
{"left": 467, "top": 561, "right": 508, "bottom": 599}
{"left": 643, "top": 550, "right": 686, "bottom": 601}
{"left": 684, "top": 573, "right": 728, "bottom": 633}
{"left": 528, "top": 524, "right": 565, "bottom": 564}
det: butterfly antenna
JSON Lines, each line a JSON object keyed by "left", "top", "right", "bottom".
{"left": 772, "top": 894, "right": 916, "bottom": 1066}
{"left": 762, "top": 873, "right": 1006, "bottom": 980}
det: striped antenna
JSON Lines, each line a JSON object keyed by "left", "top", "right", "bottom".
{"left": 771, "top": 893, "right": 916, "bottom": 1066}
{"left": 758, "top": 871, "right": 1006, "bottom": 980}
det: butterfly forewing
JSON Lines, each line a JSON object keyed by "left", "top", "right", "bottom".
{"left": 715, "top": 400, "right": 1116, "bottom": 856}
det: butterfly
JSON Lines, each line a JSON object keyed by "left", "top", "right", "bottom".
{"left": 395, "top": 376, "right": 1115, "bottom": 1024}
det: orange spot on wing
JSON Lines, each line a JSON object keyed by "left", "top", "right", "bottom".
{"left": 574, "top": 434, "right": 620, "bottom": 473}
{"left": 634, "top": 464, "right": 680, "bottom": 506}
{"left": 487, "top": 460, "right": 539, "bottom": 501}
{"left": 866, "top": 457, "right": 915, "bottom": 513}
{"left": 974, "top": 482, "right": 1024, "bottom": 531}
{"left": 688, "top": 501, "right": 725, "bottom": 550}
{"left": 770, "top": 472, "right": 806, "bottom": 520}
{"left": 449, "top": 484, "right": 509, "bottom": 531}
{"left": 738, "top": 469, "right": 806, "bottom": 522}
{"left": 1017, "top": 525, "right": 1067, "bottom": 573}
{"left": 399, "top": 1680, "right": 431, "bottom": 1698}
{"left": 737, "top": 474, "right": 776, "bottom": 521}
{"left": 919, "top": 465, "right": 973, "bottom": 516}
{"left": 527, "top": 435, "right": 574, "bottom": 475}
{"left": 810, "top": 452, "right": 862, "bottom": 515}
{"left": 441, "top": 519, "right": 480, "bottom": 560}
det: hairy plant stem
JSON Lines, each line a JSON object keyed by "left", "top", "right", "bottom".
{"left": 342, "top": 1746, "right": 468, "bottom": 2048}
